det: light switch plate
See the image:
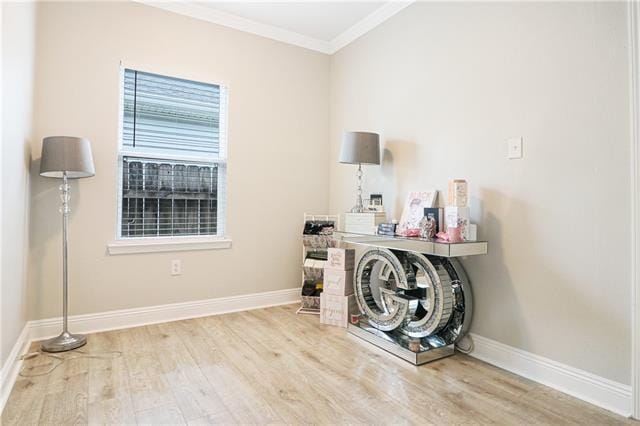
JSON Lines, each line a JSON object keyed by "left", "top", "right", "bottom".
{"left": 507, "top": 137, "right": 523, "bottom": 159}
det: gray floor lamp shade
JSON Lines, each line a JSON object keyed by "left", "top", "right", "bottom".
{"left": 339, "top": 131, "right": 380, "bottom": 213}
{"left": 40, "top": 136, "right": 95, "bottom": 178}
{"left": 39, "top": 136, "right": 95, "bottom": 352}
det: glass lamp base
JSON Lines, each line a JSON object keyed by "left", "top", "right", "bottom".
{"left": 350, "top": 192, "right": 366, "bottom": 213}
{"left": 41, "top": 331, "right": 87, "bottom": 353}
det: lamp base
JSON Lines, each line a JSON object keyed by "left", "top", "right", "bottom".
{"left": 41, "top": 331, "right": 87, "bottom": 353}
{"left": 350, "top": 163, "right": 366, "bottom": 213}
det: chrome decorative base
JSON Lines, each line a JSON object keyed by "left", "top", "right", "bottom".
{"left": 348, "top": 321, "right": 455, "bottom": 365}
{"left": 41, "top": 331, "right": 87, "bottom": 353}
{"left": 350, "top": 246, "right": 473, "bottom": 365}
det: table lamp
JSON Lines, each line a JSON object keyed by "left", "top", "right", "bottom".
{"left": 339, "top": 131, "right": 380, "bottom": 212}
{"left": 39, "top": 136, "right": 95, "bottom": 352}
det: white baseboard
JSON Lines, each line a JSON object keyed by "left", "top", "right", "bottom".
{"left": 28, "top": 287, "right": 300, "bottom": 341}
{"left": 469, "top": 333, "right": 632, "bottom": 417}
{"left": 0, "top": 287, "right": 300, "bottom": 415}
{"left": 0, "top": 324, "right": 30, "bottom": 415}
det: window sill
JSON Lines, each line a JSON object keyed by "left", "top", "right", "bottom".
{"left": 107, "top": 237, "right": 232, "bottom": 255}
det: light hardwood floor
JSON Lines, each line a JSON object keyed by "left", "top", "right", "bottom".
{"left": 1, "top": 304, "right": 634, "bottom": 425}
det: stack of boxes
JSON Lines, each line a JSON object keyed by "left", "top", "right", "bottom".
{"left": 320, "top": 248, "right": 358, "bottom": 327}
{"left": 444, "top": 179, "right": 477, "bottom": 241}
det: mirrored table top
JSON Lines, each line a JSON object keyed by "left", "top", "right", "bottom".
{"left": 333, "top": 230, "right": 488, "bottom": 258}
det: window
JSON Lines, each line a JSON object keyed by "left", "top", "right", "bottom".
{"left": 118, "top": 68, "right": 227, "bottom": 239}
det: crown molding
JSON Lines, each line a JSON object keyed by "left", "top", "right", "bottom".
{"left": 134, "top": 0, "right": 333, "bottom": 54}
{"left": 134, "top": 1, "right": 414, "bottom": 55}
{"left": 330, "top": 1, "right": 414, "bottom": 53}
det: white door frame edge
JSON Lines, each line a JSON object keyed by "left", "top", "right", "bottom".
{"left": 629, "top": 0, "right": 640, "bottom": 420}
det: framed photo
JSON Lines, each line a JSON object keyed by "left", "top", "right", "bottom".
{"left": 398, "top": 190, "right": 437, "bottom": 234}
{"left": 424, "top": 207, "right": 444, "bottom": 234}
{"left": 367, "top": 193, "right": 384, "bottom": 212}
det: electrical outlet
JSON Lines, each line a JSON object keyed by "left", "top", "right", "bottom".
{"left": 171, "top": 259, "right": 182, "bottom": 276}
{"left": 507, "top": 137, "right": 523, "bottom": 159}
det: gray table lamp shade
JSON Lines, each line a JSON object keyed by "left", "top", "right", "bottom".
{"left": 40, "top": 136, "right": 95, "bottom": 178}
{"left": 339, "top": 131, "right": 380, "bottom": 165}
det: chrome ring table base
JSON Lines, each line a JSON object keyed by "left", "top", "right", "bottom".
{"left": 349, "top": 319, "right": 455, "bottom": 365}
{"left": 342, "top": 238, "right": 479, "bottom": 365}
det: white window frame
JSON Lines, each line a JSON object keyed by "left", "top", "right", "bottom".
{"left": 108, "top": 63, "right": 231, "bottom": 255}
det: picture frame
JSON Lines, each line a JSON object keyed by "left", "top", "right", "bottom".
{"left": 397, "top": 190, "right": 437, "bottom": 234}
{"left": 367, "top": 193, "right": 384, "bottom": 212}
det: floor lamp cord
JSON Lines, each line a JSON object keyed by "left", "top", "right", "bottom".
{"left": 19, "top": 349, "right": 122, "bottom": 378}
{"left": 455, "top": 334, "right": 474, "bottom": 354}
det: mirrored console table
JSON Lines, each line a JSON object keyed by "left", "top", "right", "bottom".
{"left": 333, "top": 230, "right": 488, "bottom": 365}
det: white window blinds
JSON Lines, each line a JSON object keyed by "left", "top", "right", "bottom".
{"left": 119, "top": 67, "right": 228, "bottom": 239}
{"left": 122, "top": 69, "right": 224, "bottom": 158}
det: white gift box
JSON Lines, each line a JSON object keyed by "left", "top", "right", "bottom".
{"left": 327, "top": 248, "right": 355, "bottom": 270}
{"left": 323, "top": 267, "right": 354, "bottom": 296}
{"left": 344, "top": 212, "right": 386, "bottom": 235}
{"left": 467, "top": 223, "right": 477, "bottom": 241}
{"left": 445, "top": 206, "right": 470, "bottom": 240}
{"left": 320, "top": 294, "right": 358, "bottom": 328}
{"left": 447, "top": 179, "right": 468, "bottom": 207}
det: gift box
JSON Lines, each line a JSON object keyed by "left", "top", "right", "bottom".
{"left": 344, "top": 212, "right": 386, "bottom": 235}
{"left": 320, "top": 294, "right": 358, "bottom": 328}
{"left": 327, "top": 248, "right": 355, "bottom": 270}
{"left": 323, "top": 267, "right": 354, "bottom": 296}
{"left": 445, "top": 206, "right": 470, "bottom": 240}
{"left": 467, "top": 223, "right": 477, "bottom": 241}
{"left": 447, "top": 179, "right": 468, "bottom": 207}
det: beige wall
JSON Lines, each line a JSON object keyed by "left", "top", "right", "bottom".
{"left": 329, "top": 2, "right": 630, "bottom": 384}
{"left": 11, "top": 0, "right": 633, "bottom": 387}
{"left": 1, "top": 2, "right": 36, "bottom": 366}
{"left": 28, "top": 2, "right": 329, "bottom": 320}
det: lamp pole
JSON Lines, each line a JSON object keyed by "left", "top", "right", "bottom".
{"left": 351, "top": 163, "right": 365, "bottom": 213}
{"left": 41, "top": 171, "right": 87, "bottom": 352}
{"left": 61, "top": 172, "right": 69, "bottom": 334}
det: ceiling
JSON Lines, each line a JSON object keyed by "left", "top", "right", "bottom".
{"left": 196, "top": 2, "right": 385, "bottom": 41}
{"left": 138, "top": 1, "right": 413, "bottom": 54}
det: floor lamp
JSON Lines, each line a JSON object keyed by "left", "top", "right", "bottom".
{"left": 39, "top": 136, "right": 95, "bottom": 352}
